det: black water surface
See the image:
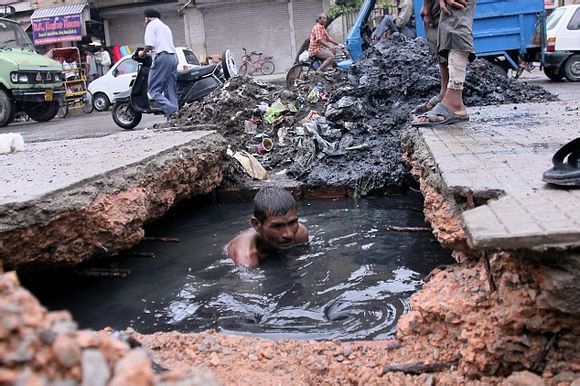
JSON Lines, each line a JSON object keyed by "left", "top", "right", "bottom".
{"left": 21, "top": 195, "right": 453, "bottom": 341}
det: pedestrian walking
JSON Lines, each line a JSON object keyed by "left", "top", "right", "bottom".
{"left": 84, "top": 49, "right": 98, "bottom": 83}
{"left": 137, "top": 8, "right": 178, "bottom": 120}
{"left": 412, "top": 0, "right": 476, "bottom": 127}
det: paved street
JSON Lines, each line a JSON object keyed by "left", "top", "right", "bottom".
{"left": 6, "top": 110, "right": 166, "bottom": 143}
{"left": 518, "top": 69, "right": 578, "bottom": 102}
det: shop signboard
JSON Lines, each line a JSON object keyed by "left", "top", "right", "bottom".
{"left": 544, "top": 0, "right": 557, "bottom": 9}
{"left": 32, "top": 14, "right": 83, "bottom": 45}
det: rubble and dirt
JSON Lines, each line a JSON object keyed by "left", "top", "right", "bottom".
{"left": 0, "top": 271, "right": 221, "bottom": 386}
{"left": 165, "top": 35, "right": 556, "bottom": 195}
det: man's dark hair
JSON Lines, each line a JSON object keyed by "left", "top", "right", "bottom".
{"left": 144, "top": 8, "right": 161, "bottom": 18}
{"left": 253, "top": 187, "right": 297, "bottom": 223}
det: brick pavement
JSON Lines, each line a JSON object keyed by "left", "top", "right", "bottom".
{"left": 418, "top": 101, "right": 580, "bottom": 250}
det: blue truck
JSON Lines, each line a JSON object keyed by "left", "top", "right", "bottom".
{"left": 340, "top": 0, "right": 546, "bottom": 76}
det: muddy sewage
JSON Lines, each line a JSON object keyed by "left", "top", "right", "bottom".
{"left": 22, "top": 195, "right": 452, "bottom": 341}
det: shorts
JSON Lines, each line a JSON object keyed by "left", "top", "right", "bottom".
{"left": 424, "top": 0, "right": 476, "bottom": 64}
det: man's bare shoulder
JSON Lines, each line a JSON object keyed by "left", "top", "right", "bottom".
{"left": 296, "top": 223, "right": 309, "bottom": 245}
{"left": 227, "top": 229, "right": 260, "bottom": 268}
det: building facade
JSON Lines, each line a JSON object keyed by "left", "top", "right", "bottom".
{"left": 96, "top": 0, "right": 335, "bottom": 73}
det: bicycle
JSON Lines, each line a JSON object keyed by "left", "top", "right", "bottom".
{"left": 239, "top": 48, "right": 276, "bottom": 76}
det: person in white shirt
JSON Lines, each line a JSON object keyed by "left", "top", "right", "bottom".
{"left": 95, "top": 45, "right": 112, "bottom": 76}
{"left": 137, "top": 8, "right": 178, "bottom": 119}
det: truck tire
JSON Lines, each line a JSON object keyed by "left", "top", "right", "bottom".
{"left": 563, "top": 54, "right": 580, "bottom": 82}
{"left": 112, "top": 102, "right": 142, "bottom": 130}
{"left": 0, "top": 89, "right": 16, "bottom": 127}
{"left": 490, "top": 63, "right": 508, "bottom": 78}
{"left": 543, "top": 67, "right": 564, "bottom": 81}
{"left": 24, "top": 101, "right": 59, "bottom": 123}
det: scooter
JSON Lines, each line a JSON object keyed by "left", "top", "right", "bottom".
{"left": 112, "top": 49, "right": 237, "bottom": 130}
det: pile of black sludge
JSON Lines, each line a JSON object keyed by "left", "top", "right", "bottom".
{"left": 169, "top": 34, "right": 557, "bottom": 195}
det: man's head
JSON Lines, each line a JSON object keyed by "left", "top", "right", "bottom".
{"left": 144, "top": 8, "right": 161, "bottom": 24}
{"left": 316, "top": 14, "right": 328, "bottom": 25}
{"left": 251, "top": 187, "right": 300, "bottom": 250}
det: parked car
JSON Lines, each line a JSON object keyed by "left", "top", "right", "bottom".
{"left": 88, "top": 47, "right": 202, "bottom": 111}
{"left": 543, "top": 4, "right": 580, "bottom": 82}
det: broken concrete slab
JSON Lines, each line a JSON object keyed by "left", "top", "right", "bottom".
{"left": 0, "top": 130, "right": 215, "bottom": 207}
{"left": 0, "top": 130, "right": 228, "bottom": 270}
{"left": 414, "top": 100, "right": 580, "bottom": 251}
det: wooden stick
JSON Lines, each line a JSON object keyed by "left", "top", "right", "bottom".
{"left": 424, "top": 264, "right": 452, "bottom": 283}
{"left": 382, "top": 362, "right": 453, "bottom": 375}
{"left": 532, "top": 333, "right": 558, "bottom": 373}
{"left": 126, "top": 252, "right": 155, "bottom": 258}
{"left": 481, "top": 251, "right": 497, "bottom": 293}
{"left": 143, "top": 236, "right": 181, "bottom": 243}
{"left": 387, "top": 225, "right": 431, "bottom": 232}
{"left": 75, "top": 268, "right": 130, "bottom": 277}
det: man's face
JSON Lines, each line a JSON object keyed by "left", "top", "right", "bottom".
{"left": 254, "top": 209, "right": 300, "bottom": 250}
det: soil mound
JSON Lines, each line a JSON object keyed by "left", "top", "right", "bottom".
{"left": 0, "top": 272, "right": 219, "bottom": 385}
{"left": 168, "top": 35, "right": 556, "bottom": 194}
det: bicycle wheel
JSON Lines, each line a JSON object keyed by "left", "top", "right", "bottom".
{"left": 239, "top": 63, "right": 248, "bottom": 77}
{"left": 57, "top": 98, "right": 68, "bottom": 119}
{"left": 260, "top": 60, "right": 275, "bottom": 75}
{"left": 82, "top": 91, "right": 94, "bottom": 114}
{"left": 285, "top": 63, "right": 307, "bottom": 89}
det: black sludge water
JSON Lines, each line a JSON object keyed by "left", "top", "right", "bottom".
{"left": 22, "top": 195, "right": 453, "bottom": 341}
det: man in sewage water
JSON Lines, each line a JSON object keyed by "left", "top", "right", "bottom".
{"left": 227, "top": 187, "right": 309, "bottom": 268}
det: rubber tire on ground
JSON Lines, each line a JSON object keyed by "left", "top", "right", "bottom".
{"left": 285, "top": 63, "right": 307, "bottom": 89}
{"left": 25, "top": 101, "right": 59, "bottom": 122}
{"left": 543, "top": 67, "right": 564, "bottom": 81}
{"left": 112, "top": 102, "right": 142, "bottom": 130}
{"left": 0, "top": 88, "right": 16, "bottom": 127}
{"left": 221, "top": 50, "right": 238, "bottom": 79}
{"left": 57, "top": 99, "right": 68, "bottom": 119}
{"left": 260, "top": 60, "right": 275, "bottom": 75}
{"left": 563, "top": 54, "right": 580, "bottom": 82}
{"left": 93, "top": 92, "right": 110, "bottom": 111}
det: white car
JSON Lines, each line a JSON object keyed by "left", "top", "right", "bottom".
{"left": 88, "top": 47, "right": 202, "bottom": 111}
{"left": 543, "top": 5, "right": 580, "bottom": 82}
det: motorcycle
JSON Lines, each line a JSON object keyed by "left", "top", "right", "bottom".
{"left": 112, "top": 49, "right": 237, "bottom": 130}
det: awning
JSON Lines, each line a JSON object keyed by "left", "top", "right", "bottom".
{"left": 30, "top": 3, "right": 86, "bottom": 19}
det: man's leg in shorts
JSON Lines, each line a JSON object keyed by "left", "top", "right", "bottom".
{"left": 437, "top": 0, "right": 476, "bottom": 117}
{"left": 423, "top": 2, "right": 447, "bottom": 109}
{"left": 315, "top": 48, "right": 335, "bottom": 72}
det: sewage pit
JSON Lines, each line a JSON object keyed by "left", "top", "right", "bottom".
{"left": 21, "top": 194, "right": 453, "bottom": 341}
